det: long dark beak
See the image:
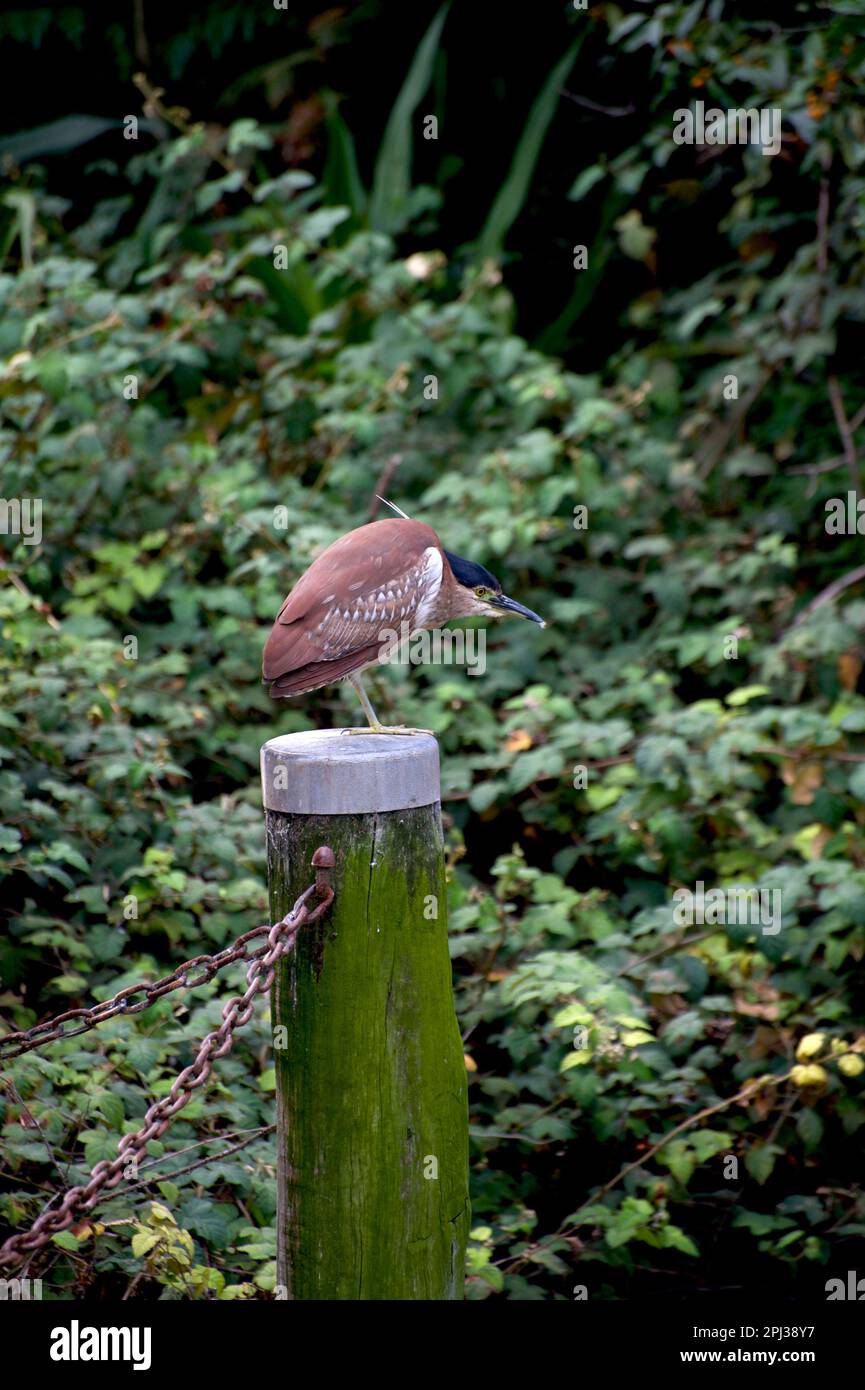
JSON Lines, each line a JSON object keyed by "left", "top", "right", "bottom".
{"left": 492, "top": 593, "right": 546, "bottom": 627}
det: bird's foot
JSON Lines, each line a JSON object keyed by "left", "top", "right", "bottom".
{"left": 340, "top": 724, "right": 435, "bottom": 737}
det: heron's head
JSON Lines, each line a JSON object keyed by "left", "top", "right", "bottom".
{"left": 444, "top": 551, "right": 545, "bottom": 627}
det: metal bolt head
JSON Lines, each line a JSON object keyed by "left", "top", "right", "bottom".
{"left": 311, "top": 846, "right": 335, "bottom": 869}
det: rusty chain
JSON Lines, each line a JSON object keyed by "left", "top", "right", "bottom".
{"left": 0, "top": 850, "right": 334, "bottom": 1271}
{"left": 0, "top": 927, "right": 282, "bottom": 1061}
{"left": 0, "top": 848, "right": 336, "bottom": 1062}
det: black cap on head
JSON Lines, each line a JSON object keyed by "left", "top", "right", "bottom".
{"left": 444, "top": 551, "right": 501, "bottom": 592}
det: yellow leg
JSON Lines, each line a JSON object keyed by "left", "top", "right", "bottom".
{"left": 341, "top": 674, "right": 433, "bottom": 736}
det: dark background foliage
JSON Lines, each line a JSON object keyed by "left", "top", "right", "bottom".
{"left": 1, "top": 0, "right": 865, "bottom": 1299}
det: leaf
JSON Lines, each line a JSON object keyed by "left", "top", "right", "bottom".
{"left": 368, "top": 4, "right": 451, "bottom": 234}
{"left": 527, "top": 1246, "right": 569, "bottom": 1275}
{"left": 690, "top": 1130, "right": 733, "bottom": 1162}
{"left": 726, "top": 685, "right": 770, "bottom": 707}
{"left": 568, "top": 164, "right": 606, "bottom": 202}
{"left": 658, "top": 1140, "right": 696, "bottom": 1186}
{"left": 734, "top": 1210, "right": 796, "bottom": 1236}
{"left": 605, "top": 1197, "right": 653, "bottom": 1248}
{"left": 196, "top": 170, "right": 246, "bottom": 214}
{"left": 322, "top": 94, "right": 367, "bottom": 234}
{"left": 468, "top": 780, "right": 504, "bottom": 813}
{"left": 474, "top": 38, "right": 583, "bottom": 262}
{"left": 838, "top": 652, "right": 863, "bottom": 692}
{"left": 615, "top": 209, "right": 656, "bottom": 262}
{"left": 552, "top": 1003, "right": 593, "bottom": 1027}
{"left": 774, "top": 1228, "right": 804, "bottom": 1251}
{"left": 132, "top": 1231, "right": 161, "bottom": 1258}
{"left": 560, "top": 1050, "right": 592, "bottom": 1070}
{"left": 678, "top": 297, "right": 724, "bottom": 339}
{"left": 51, "top": 1231, "right": 82, "bottom": 1251}
{"left": 252, "top": 171, "right": 315, "bottom": 203}
{"left": 0, "top": 115, "right": 119, "bottom": 161}
{"left": 781, "top": 760, "right": 823, "bottom": 806}
{"left": 792, "top": 823, "right": 832, "bottom": 860}
{"left": 131, "top": 565, "right": 167, "bottom": 599}
{"left": 848, "top": 764, "right": 865, "bottom": 800}
{"left": 246, "top": 255, "right": 321, "bottom": 333}
{"left": 227, "top": 119, "right": 273, "bottom": 155}
{"left": 745, "top": 1143, "right": 781, "bottom": 1185}
{"left": 2, "top": 191, "right": 35, "bottom": 268}
{"left": 796, "top": 1107, "right": 823, "bottom": 1150}
{"left": 472, "top": 1263, "right": 504, "bottom": 1293}
{"left": 507, "top": 747, "right": 565, "bottom": 793}
{"left": 659, "top": 1224, "right": 699, "bottom": 1257}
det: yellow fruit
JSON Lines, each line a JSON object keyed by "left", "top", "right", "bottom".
{"left": 838, "top": 1054, "right": 865, "bottom": 1078}
{"left": 791, "top": 1064, "right": 828, "bottom": 1088}
{"left": 795, "top": 1033, "right": 826, "bottom": 1061}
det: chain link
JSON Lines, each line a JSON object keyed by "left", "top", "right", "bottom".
{"left": 0, "top": 858, "right": 334, "bottom": 1271}
{"left": 1, "top": 926, "right": 285, "bottom": 1061}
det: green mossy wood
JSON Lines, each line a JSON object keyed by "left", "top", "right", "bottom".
{"left": 266, "top": 804, "right": 470, "bottom": 1300}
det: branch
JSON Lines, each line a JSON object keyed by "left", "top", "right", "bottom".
{"left": 121, "top": 1126, "right": 276, "bottom": 1193}
{"left": 367, "top": 454, "right": 403, "bottom": 521}
{"left": 784, "top": 563, "right": 865, "bottom": 635}
{"left": 2, "top": 568, "right": 61, "bottom": 631}
{"left": 828, "top": 374, "right": 861, "bottom": 494}
{"left": 697, "top": 370, "right": 772, "bottom": 479}
{"left": 816, "top": 177, "right": 830, "bottom": 277}
{"left": 560, "top": 89, "right": 635, "bottom": 118}
{"left": 785, "top": 403, "right": 865, "bottom": 495}
{"left": 497, "top": 1068, "right": 795, "bottom": 1274}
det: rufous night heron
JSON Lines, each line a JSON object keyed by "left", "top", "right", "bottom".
{"left": 262, "top": 505, "right": 545, "bottom": 734}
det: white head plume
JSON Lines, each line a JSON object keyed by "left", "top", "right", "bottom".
{"left": 375, "top": 496, "right": 413, "bottom": 520}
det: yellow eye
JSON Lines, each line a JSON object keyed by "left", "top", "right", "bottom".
{"left": 474, "top": 586, "right": 488, "bottom": 599}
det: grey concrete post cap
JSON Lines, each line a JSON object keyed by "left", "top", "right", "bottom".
{"left": 260, "top": 729, "right": 440, "bottom": 814}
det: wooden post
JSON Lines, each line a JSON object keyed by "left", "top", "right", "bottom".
{"left": 261, "top": 730, "right": 470, "bottom": 1301}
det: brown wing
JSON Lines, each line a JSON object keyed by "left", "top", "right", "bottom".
{"left": 263, "top": 518, "right": 443, "bottom": 697}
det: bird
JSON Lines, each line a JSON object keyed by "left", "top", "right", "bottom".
{"left": 262, "top": 503, "right": 545, "bottom": 735}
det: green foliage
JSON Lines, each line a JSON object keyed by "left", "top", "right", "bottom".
{"left": 130, "top": 1202, "right": 257, "bottom": 1299}
{"left": 2, "top": 1, "right": 865, "bottom": 1301}
{"left": 368, "top": 3, "right": 450, "bottom": 235}
{"left": 473, "top": 38, "right": 584, "bottom": 263}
